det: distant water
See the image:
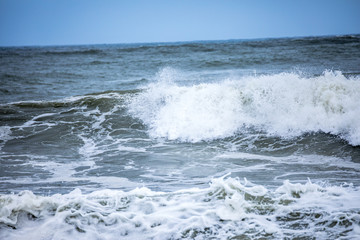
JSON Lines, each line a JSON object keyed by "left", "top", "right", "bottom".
{"left": 1, "top": 35, "right": 360, "bottom": 239}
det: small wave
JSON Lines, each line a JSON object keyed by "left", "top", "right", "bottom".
{"left": 128, "top": 69, "right": 360, "bottom": 145}
{"left": 117, "top": 43, "right": 217, "bottom": 55}
{"left": 0, "top": 175, "right": 359, "bottom": 239}
{"left": 44, "top": 49, "right": 103, "bottom": 56}
{"left": 1, "top": 90, "right": 137, "bottom": 109}
{"left": 0, "top": 73, "right": 26, "bottom": 82}
{"left": 117, "top": 45, "right": 153, "bottom": 53}
{"left": 89, "top": 60, "right": 112, "bottom": 65}
{"left": 290, "top": 34, "right": 360, "bottom": 46}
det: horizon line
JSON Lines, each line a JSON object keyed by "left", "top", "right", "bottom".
{"left": 1, "top": 33, "right": 359, "bottom": 48}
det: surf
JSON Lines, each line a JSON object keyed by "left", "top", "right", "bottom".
{"left": 1, "top": 175, "right": 359, "bottom": 239}
{"left": 128, "top": 69, "right": 360, "bottom": 145}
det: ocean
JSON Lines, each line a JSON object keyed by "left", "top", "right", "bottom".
{"left": 1, "top": 35, "right": 360, "bottom": 239}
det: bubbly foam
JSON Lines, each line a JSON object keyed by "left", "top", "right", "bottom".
{"left": 129, "top": 70, "right": 360, "bottom": 145}
{"left": 0, "top": 126, "right": 12, "bottom": 150}
{"left": 1, "top": 176, "right": 359, "bottom": 239}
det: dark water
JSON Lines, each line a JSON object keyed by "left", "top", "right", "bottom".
{"left": 1, "top": 35, "right": 360, "bottom": 239}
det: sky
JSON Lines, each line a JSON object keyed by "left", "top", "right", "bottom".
{"left": 0, "top": 0, "right": 359, "bottom": 46}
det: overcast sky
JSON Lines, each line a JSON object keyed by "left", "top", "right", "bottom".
{"left": 0, "top": 0, "right": 359, "bottom": 46}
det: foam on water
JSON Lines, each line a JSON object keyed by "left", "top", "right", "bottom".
{"left": 1, "top": 175, "right": 359, "bottom": 239}
{"left": 0, "top": 126, "right": 12, "bottom": 150}
{"left": 129, "top": 69, "right": 360, "bottom": 145}
{"left": 215, "top": 152, "right": 360, "bottom": 170}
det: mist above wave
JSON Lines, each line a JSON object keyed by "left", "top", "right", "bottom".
{"left": 128, "top": 69, "right": 360, "bottom": 145}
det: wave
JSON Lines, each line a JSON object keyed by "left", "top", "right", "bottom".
{"left": 289, "top": 34, "right": 360, "bottom": 46}
{"left": 0, "top": 175, "right": 359, "bottom": 239}
{"left": 44, "top": 49, "right": 103, "bottom": 56}
{"left": 128, "top": 70, "right": 360, "bottom": 145}
{"left": 117, "top": 35, "right": 360, "bottom": 55}
{"left": 1, "top": 90, "right": 137, "bottom": 109}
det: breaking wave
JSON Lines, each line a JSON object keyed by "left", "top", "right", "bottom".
{"left": 1, "top": 175, "right": 359, "bottom": 239}
{"left": 129, "top": 70, "right": 360, "bottom": 145}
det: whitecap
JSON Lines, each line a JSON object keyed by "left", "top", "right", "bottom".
{"left": 128, "top": 70, "right": 360, "bottom": 145}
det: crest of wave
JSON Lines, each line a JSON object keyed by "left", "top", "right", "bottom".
{"left": 129, "top": 69, "right": 360, "bottom": 145}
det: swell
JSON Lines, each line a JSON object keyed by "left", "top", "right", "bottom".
{"left": 289, "top": 34, "right": 360, "bottom": 46}
{"left": 0, "top": 89, "right": 146, "bottom": 165}
{"left": 0, "top": 90, "right": 140, "bottom": 136}
{"left": 43, "top": 48, "right": 103, "bottom": 56}
{"left": 0, "top": 90, "right": 139, "bottom": 109}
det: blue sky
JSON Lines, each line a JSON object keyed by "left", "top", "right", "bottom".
{"left": 0, "top": 0, "right": 359, "bottom": 46}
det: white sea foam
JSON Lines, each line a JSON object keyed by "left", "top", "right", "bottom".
{"left": 0, "top": 176, "right": 359, "bottom": 239}
{"left": 0, "top": 126, "right": 12, "bottom": 142}
{"left": 0, "top": 126, "right": 12, "bottom": 151}
{"left": 78, "top": 135, "right": 102, "bottom": 158}
{"left": 129, "top": 70, "right": 360, "bottom": 145}
{"left": 215, "top": 152, "right": 360, "bottom": 170}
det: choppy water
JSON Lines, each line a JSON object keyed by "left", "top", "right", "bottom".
{"left": 1, "top": 35, "right": 360, "bottom": 239}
